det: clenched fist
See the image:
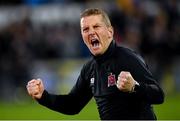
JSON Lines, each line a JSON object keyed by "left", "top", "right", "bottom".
{"left": 116, "top": 71, "right": 136, "bottom": 92}
{"left": 26, "top": 78, "right": 44, "bottom": 99}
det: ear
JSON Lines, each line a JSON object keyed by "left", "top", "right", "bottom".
{"left": 108, "top": 26, "right": 114, "bottom": 38}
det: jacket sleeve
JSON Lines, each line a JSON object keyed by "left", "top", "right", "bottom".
{"left": 126, "top": 52, "right": 165, "bottom": 104}
{"left": 37, "top": 64, "right": 93, "bottom": 115}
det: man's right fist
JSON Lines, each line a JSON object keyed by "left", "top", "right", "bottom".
{"left": 26, "top": 78, "right": 44, "bottom": 99}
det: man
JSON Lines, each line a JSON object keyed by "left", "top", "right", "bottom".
{"left": 27, "top": 8, "right": 164, "bottom": 120}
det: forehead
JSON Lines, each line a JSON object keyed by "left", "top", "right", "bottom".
{"left": 80, "top": 15, "right": 104, "bottom": 27}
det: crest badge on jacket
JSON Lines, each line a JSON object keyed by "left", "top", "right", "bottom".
{"left": 108, "top": 73, "right": 116, "bottom": 87}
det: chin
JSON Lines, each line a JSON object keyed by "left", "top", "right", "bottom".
{"left": 92, "top": 52, "right": 102, "bottom": 56}
{"left": 90, "top": 48, "right": 103, "bottom": 56}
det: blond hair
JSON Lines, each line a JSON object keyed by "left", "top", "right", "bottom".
{"left": 80, "top": 8, "right": 112, "bottom": 27}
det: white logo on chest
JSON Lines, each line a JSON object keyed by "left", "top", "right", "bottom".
{"left": 90, "top": 77, "right": 95, "bottom": 84}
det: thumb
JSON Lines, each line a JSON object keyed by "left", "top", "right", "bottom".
{"left": 37, "top": 78, "right": 42, "bottom": 84}
{"left": 37, "top": 78, "right": 44, "bottom": 92}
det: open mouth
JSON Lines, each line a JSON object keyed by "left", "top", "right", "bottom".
{"left": 91, "top": 39, "right": 100, "bottom": 48}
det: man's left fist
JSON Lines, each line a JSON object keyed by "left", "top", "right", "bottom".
{"left": 116, "top": 71, "right": 136, "bottom": 92}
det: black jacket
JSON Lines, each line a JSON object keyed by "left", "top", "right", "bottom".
{"left": 37, "top": 40, "right": 164, "bottom": 120}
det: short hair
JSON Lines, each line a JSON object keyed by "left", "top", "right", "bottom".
{"left": 80, "top": 8, "right": 112, "bottom": 27}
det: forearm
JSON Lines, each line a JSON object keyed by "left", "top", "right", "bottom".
{"left": 37, "top": 90, "right": 90, "bottom": 115}
{"left": 136, "top": 82, "right": 164, "bottom": 104}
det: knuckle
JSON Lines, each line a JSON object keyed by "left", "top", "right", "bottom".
{"left": 28, "top": 79, "right": 36, "bottom": 84}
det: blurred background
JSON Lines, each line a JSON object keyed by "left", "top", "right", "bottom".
{"left": 0, "top": 0, "right": 180, "bottom": 120}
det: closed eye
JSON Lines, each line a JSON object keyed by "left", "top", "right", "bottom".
{"left": 83, "top": 27, "right": 89, "bottom": 33}
{"left": 94, "top": 25, "right": 100, "bottom": 29}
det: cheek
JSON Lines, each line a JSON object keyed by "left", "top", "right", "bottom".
{"left": 100, "top": 31, "right": 110, "bottom": 41}
{"left": 100, "top": 32, "right": 112, "bottom": 46}
{"left": 82, "top": 34, "right": 89, "bottom": 45}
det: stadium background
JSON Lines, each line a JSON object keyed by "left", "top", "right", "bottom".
{"left": 0, "top": 0, "right": 180, "bottom": 120}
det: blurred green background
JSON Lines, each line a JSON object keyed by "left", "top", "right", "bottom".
{"left": 0, "top": 93, "right": 180, "bottom": 120}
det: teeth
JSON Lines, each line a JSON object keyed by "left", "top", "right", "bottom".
{"left": 91, "top": 38, "right": 100, "bottom": 48}
{"left": 95, "top": 43, "right": 99, "bottom": 47}
{"left": 91, "top": 39, "right": 97, "bottom": 43}
{"left": 93, "top": 43, "right": 99, "bottom": 47}
{"left": 92, "top": 39, "right": 96, "bottom": 42}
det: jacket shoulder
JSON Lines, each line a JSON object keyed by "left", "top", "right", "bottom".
{"left": 115, "top": 46, "right": 146, "bottom": 65}
{"left": 81, "top": 58, "right": 95, "bottom": 76}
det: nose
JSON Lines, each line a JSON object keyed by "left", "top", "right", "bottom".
{"left": 88, "top": 27, "right": 95, "bottom": 36}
